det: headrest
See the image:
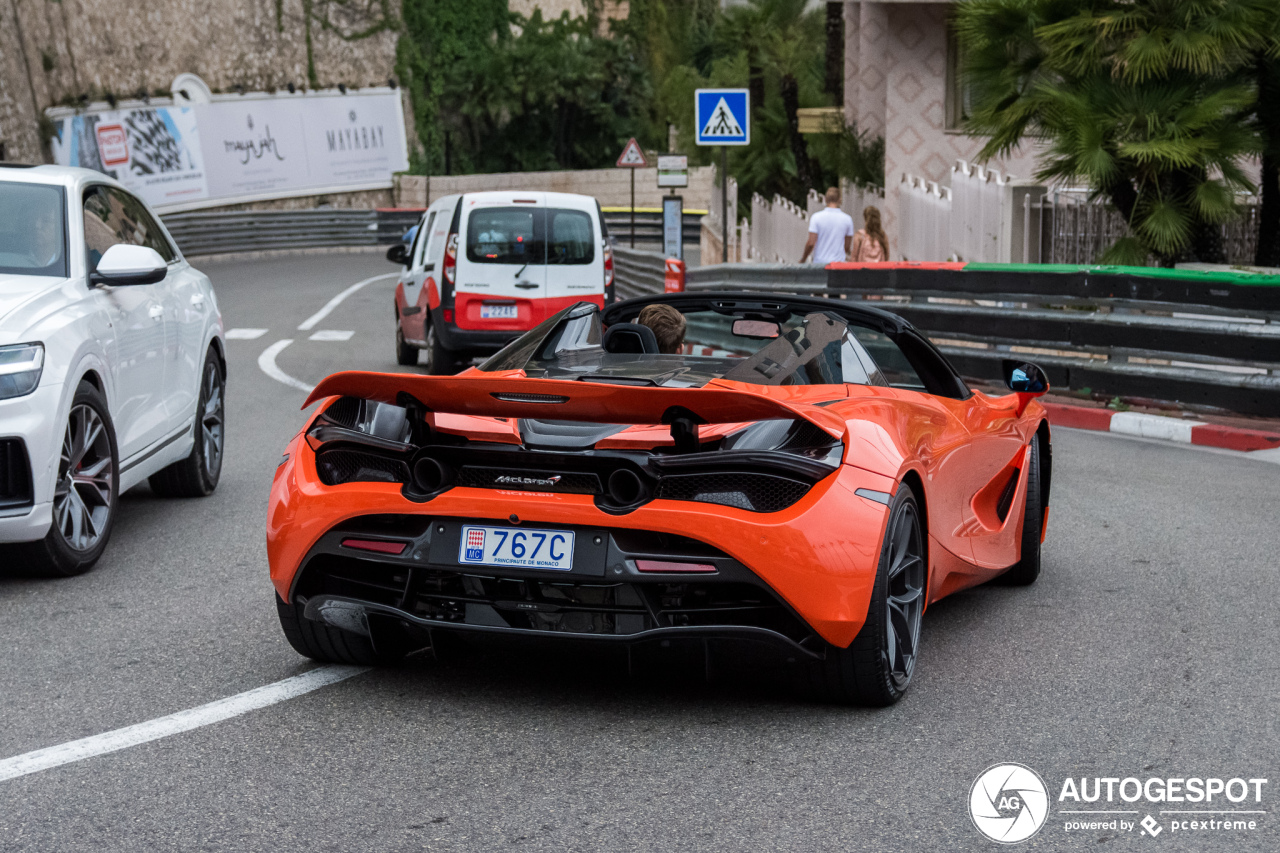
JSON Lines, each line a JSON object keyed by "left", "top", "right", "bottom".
{"left": 602, "top": 322, "right": 659, "bottom": 354}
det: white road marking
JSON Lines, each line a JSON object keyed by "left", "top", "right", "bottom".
{"left": 297, "top": 272, "right": 397, "bottom": 331}
{"left": 308, "top": 330, "right": 355, "bottom": 342}
{"left": 0, "top": 666, "right": 368, "bottom": 783}
{"left": 226, "top": 328, "right": 269, "bottom": 340}
{"left": 257, "top": 339, "right": 313, "bottom": 393}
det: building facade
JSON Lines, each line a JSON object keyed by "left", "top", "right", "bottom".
{"left": 842, "top": 0, "right": 1040, "bottom": 257}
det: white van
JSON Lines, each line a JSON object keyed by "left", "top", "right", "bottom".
{"left": 390, "top": 191, "right": 614, "bottom": 373}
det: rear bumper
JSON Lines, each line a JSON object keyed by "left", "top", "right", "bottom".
{"left": 431, "top": 308, "right": 521, "bottom": 356}
{"left": 269, "top": 432, "right": 897, "bottom": 648}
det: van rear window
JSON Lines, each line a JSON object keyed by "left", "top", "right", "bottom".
{"left": 465, "top": 207, "right": 595, "bottom": 265}
{"left": 467, "top": 208, "right": 536, "bottom": 264}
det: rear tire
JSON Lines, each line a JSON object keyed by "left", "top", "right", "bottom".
{"left": 15, "top": 382, "right": 119, "bottom": 577}
{"left": 394, "top": 313, "right": 419, "bottom": 366}
{"left": 149, "top": 350, "right": 224, "bottom": 498}
{"left": 1000, "top": 433, "right": 1043, "bottom": 586}
{"left": 422, "top": 318, "right": 457, "bottom": 375}
{"left": 275, "top": 595, "right": 395, "bottom": 666}
{"left": 802, "top": 487, "right": 926, "bottom": 706}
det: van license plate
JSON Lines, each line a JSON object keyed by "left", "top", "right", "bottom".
{"left": 481, "top": 304, "right": 518, "bottom": 319}
{"left": 458, "top": 525, "right": 574, "bottom": 571}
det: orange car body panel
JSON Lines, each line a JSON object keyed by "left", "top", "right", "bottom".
{"left": 269, "top": 371, "right": 1048, "bottom": 649}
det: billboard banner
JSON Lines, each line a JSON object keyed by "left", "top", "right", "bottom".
{"left": 50, "top": 90, "right": 409, "bottom": 212}
{"left": 50, "top": 106, "right": 209, "bottom": 208}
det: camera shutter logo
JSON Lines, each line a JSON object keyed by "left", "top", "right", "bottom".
{"left": 969, "top": 763, "right": 1050, "bottom": 843}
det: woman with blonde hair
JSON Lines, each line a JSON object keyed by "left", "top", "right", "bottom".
{"left": 850, "top": 206, "right": 890, "bottom": 262}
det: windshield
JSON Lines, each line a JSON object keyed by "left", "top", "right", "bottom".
{"left": 480, "top": 302, "right": 924, "bottom": 389}
{"left": 0, "top": 182, "right": 68, "bottom": 277}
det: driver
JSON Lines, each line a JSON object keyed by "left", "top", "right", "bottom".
{"left": 28, "top": 203, "right": 63, "bottom": 269}
{"left": 637, "top": 303, "right": 686, "bottom": 354}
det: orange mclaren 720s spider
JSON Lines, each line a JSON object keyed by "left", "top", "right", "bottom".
{"left": 267, "top": 292, "right": 1052, "bottom": 705}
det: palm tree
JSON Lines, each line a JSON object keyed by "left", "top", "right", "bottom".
{"left": 955, "top": 0, "right": 1274, "bottom": 266}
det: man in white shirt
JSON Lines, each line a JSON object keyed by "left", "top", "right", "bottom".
{"left": 800, "top": 187, "right": 855, "bottom": 265}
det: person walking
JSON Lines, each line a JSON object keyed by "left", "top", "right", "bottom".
{"left": 801, "top": 187, "right": 855, "bottom": 265}
{"left": 850, "top": 205, "right": 890, "bottom": 263}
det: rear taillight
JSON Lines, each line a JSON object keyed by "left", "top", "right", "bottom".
{"left": 443, "top": 309, "right": 454, "bottom": 323}
{"left": 443, "top": 233, "right": 458, "bottom": 285}
{"left": 341, "top": 538, "right": 408, "bottom": 555}
{"left": 603, "top": 244, "right": 615, "bottom": 288}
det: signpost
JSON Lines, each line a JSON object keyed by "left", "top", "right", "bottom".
{"left": 662, "top": 195, "right": 683, "bottom": 261}
{"left": 695, "top": 89, "right": 750, "bottom": 262}
{"left": 616, "top": 137, "right": 648, "bottom": 248}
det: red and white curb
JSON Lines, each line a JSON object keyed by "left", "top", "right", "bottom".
{"left": 1042, "top": 403, "right": 1280, "bottom": 453}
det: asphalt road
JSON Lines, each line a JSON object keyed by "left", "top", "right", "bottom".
{"left": 1, "top": 249, "right": 1276, "bottom": 852}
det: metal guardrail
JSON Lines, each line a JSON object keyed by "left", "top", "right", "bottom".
{"left": 162, "top": 208, "right": 695, "bottom": 256}
{"left": 603, "top": 211, "right": 702, "bottom": 244}
{"left": 619, "top": 260, "right": 1280, "bottom": 416}
{"left": 611, "top": 245, "right": 668, "bottom": 301}
{"left": 163, "top": 208, "right": 422, "bottom": 256}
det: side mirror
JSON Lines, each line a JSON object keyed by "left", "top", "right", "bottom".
{"left": 90, "top": 244, "right": 167, "bottom": 286}
{"left": 386, "top": 243, "right": 410, "bottom": 266}
{"left": 1003, "top": 359, "right": 1048, "bottom": 394}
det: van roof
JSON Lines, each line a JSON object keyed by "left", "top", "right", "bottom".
{"left": 458, "top": 190, "right": 598, "bottom": 210}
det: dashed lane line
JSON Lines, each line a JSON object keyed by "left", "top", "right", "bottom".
{"left": 309, "top": 330, "right": 355, "bottom": 341}
{"left": 257, "top": 339, "right": 313, "bottom": 393}
{"left": 226, "top": 328, "right": 269, "bottom": 340}
{"left": 297, "top": 272, "right": 397, "bottom": 331}
{"left": 0, "top": 666, "right": 369, "bottom": 784}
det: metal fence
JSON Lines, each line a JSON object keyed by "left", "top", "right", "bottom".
{"left": 1037, "top": 191, "right": 1261, "bottom": 266}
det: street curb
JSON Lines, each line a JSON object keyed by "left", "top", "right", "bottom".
{"left": 1042, "top": 403, "right": 1280, "bottom": 452}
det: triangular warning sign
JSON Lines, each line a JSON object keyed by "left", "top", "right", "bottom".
{"left": 700, "top": 98, "right": 743, "bottom": 138}
{"left": 617, "top": 137, "right": 648, "bottom": 167}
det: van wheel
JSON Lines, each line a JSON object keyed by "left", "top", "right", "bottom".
{"left": 394, "top": 313, "right": 419, "bottom": 366}
{"left": 423, "top": 319, "right": 456, "bottom": 375}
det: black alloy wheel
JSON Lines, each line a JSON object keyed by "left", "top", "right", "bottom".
{"left": 1000, "top": 432, "right": 1043, "bottom": 586}
{"left": 149, "top": 350, "right": 225, "bottom": 497}
{"left": 8, "top": 382, "right": 119, "bottom": 576}
{"left": 802, "top": 486, "right": 926, "bottom": 706}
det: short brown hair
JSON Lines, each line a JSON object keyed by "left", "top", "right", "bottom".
{"left": 825, "top": 186, "right": 841, "bottom": 204}
{"left": 637, "top": 303, "right": 686, "bottom": 354}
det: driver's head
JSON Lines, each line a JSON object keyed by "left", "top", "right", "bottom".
{"left": 637, "top": 303, "right": 686, "bottom": 355}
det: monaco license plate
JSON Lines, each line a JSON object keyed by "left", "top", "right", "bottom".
{"left": 458, "top": 525, "right": 574, "bottom": 571}
{"left": 480, "top": 303, "right": 518, "bottom": 319}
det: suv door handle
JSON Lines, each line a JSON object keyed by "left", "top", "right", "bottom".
{"left": 149, "top": 304, "right": 165, "bottom": 321}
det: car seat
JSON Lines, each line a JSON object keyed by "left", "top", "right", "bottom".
{"left": 602, "top": 323, "right": 659, "bottom": 354}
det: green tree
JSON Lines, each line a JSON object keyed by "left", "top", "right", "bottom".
{"left": 955, "top": 0, "right": 1272, "bottom": 265}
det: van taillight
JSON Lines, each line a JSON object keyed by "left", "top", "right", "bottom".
{"left": 443, "top": 233, "right": 458, "bottom": 285}
{"left": 603, "top": 244, "right": 614, "bottom": 288}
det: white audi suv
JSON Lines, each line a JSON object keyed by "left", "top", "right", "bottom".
{"left": 0, "top": 164, "right": 226, "bottom": 575}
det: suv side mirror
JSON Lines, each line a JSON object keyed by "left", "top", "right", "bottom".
{"left": 386, "top": 243, "right": 410, "bottom": 266}
{"left": 90, "top": 244, "right": 167, "bottom": 286}
{"left": 1003, "top": 359, "right": 1048, "bottom": 394}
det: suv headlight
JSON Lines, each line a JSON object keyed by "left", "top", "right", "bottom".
{"left": 0, "top": 343, "right": 45, "bottom": 399}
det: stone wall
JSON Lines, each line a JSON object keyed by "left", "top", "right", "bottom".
{"left": 0, "top": 0, "right": 400, "bottom": 165}
{"left": 395, "top": 166, "right": 715, "bottom": 211}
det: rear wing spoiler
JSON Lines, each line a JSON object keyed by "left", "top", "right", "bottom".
{"left": 304, "top": 371, "right": 846, "bottom": 438}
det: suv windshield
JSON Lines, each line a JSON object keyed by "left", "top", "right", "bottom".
{"left": 0, "top": 182, "right": 68, "bottom": 277}
{"left": 480, "top": 302, "right": 927, "bottom": 390}
{"left": 466, "top": 207, "right": 594, "bottom": 266}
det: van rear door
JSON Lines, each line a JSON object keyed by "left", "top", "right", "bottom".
{"left": 454, "top": 196, "right": 546, "bottom": 332}
{"left": 544, "top": 202, "right": 605, "bottom": 309}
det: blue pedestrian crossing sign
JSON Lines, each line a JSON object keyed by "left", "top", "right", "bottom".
{"left": 695, "top": 89, "right": 750, "bottom": 146}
